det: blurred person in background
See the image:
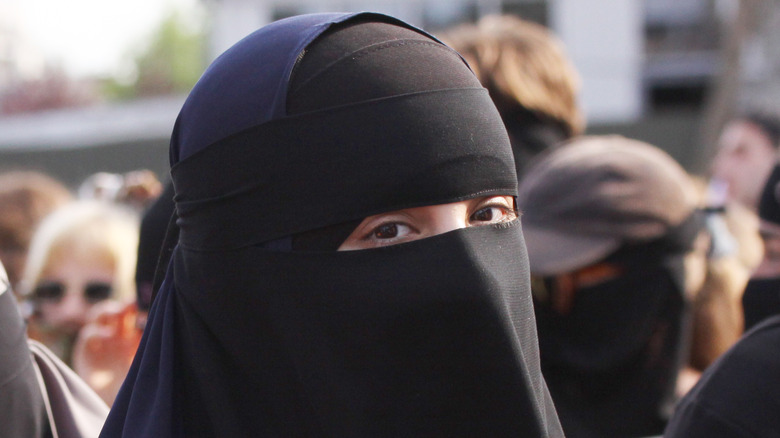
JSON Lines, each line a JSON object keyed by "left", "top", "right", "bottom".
{"left": 78, "top": 169, "right": 163, "bottom": 212}
{"left": 71, "top": 182, "right": 175, "bottom": 406}
{"left": 742, "top": 162, "right": 780, "bottom": 331}
{"left": 679, "top": 194, "right": 762, "bottom": 395}
{"left": 0, "top": 170, "right": 72, "bottom": 291}
{"left": 518, "top": 136, "right": 706, "bottom": 438}
{"left": 438, "top": 14, "right": 583, "bottom": 180}
{"left": 710, "top": 111, "right": 780, "bottom": 211}
{"left": 20, "top": 200, "right": 139, "bottom": 404}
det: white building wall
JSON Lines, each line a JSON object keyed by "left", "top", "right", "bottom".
{"left": 208, "top": 0, "right": 647, "bottom": 124}
{"left": 209, "top": 0, "right": 273, "bottom": 58}
{"left": 550, "top": 0, "right": 644, "bottom": 123}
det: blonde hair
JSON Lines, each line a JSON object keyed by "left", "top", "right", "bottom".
{"left": 440, "top": 15, "right": 584, "bottom": 137}
{"left": 22, "top": 200, "right": 139, "bottom": 303}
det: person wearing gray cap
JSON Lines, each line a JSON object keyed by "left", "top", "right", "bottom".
{"left": 517, "top": 135, "right": 707, "bottom": 438}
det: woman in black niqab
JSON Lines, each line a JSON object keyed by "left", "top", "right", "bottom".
{"left": 101, "top": 12, "right": 563, "bottom": 437}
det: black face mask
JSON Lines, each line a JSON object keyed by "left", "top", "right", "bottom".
{"left": 534, "top": 260, "right": 688, "bottom": 437}
{"left": 742, "top": 277, "right": 780, "bottom": 331}
{"left": 168, "top": 221, "right": 559, "bottom": 436}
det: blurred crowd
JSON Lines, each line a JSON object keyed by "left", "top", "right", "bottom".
{"left": 2, "top": 11, "right": 780, "bottom": 438}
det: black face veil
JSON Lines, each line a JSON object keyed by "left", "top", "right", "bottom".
{"left": 102, "top": 12, "right": 563, "bottom": 437}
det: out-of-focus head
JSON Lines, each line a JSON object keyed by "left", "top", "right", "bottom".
{"left": 518, "top": 135, "right": 700, "bottom": 276}
{"left": 0, "top": 170, "right": 72, "bottom": 289}
{"left": 439, "top": 15, "right": 583, "bottom": 138}
{"left": 22, "top": 201, "right": 138, "bottom": 337}
{"left": 711, "top": 113, "right": 780, "bottom": 210}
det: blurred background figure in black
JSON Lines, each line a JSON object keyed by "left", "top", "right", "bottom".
{"left": 518, "top": 135, "right": 706, "bottom": 438}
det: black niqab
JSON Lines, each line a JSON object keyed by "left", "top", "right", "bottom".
{"left": 102, "top": 13, "right": 562, "bottom": 437}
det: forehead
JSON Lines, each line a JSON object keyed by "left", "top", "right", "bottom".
{"left": 41, "top": 256, "right": 115, "bottom": 281}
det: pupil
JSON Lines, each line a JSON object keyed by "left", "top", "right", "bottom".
{"left": 375, "top": 224, "right": 398, "bottom": 239}
{"left": 474, "top": 208, "right": 494, "bottom": 222}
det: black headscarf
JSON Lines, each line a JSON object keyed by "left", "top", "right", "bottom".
{"left": 102, "top": 12, "right": 562, "bottom": 437}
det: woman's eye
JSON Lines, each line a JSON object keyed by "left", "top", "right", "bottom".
{"left": 374, "top": 223, "right": 399, "bottom": 239}
{"left": 371, "top": 223, "right": 412, "bottom": 240}
{"left": 469, "top": 203, "right": 516, "bottom": 224}
{"left": 471, "top": 207, "right": 497, "bottom": 222}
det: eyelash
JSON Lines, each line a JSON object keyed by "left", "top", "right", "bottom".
{"left": 360, "top": 200, "right": 517, "bottom": 242}
{"left": 471, "top": 202, "right": 517, "bottom": 222}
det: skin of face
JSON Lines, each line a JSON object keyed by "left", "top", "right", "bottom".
{"left": 338, "top": 195, "right": 517, "bottom": 251}
{"left": 711, "top": 120, "right": 778, "bottom": 210}
{"left": 35, "top": 256, "right": 116, "bottom": 336}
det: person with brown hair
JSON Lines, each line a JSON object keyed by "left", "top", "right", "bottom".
{"left": 439, "top": 14, "right": 583, "bottom": 178}
{"left": 0, "top": 170, "right": 72, "bottom": 291}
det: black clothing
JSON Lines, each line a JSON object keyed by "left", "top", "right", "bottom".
{"left": 502, "top": 108, "right": 569, "bottom": 181}
{"left": 665, "top": 315, "right": 780, "bottom": 437}
{"left": 742, "top": 277, "right": 780, "bottom": 331}
{"left": 536, "top": 261, "right": 688, "bottom": 437}
{"left": 135, "top": 181, "right": 175, "bottom": 311}
{"left": 103, "top": 12, "right": 563, "bottom": 437}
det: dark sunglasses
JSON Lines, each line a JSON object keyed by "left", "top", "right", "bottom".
{"left": 32, "top": 281, "right": 113, "bottom": 304}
